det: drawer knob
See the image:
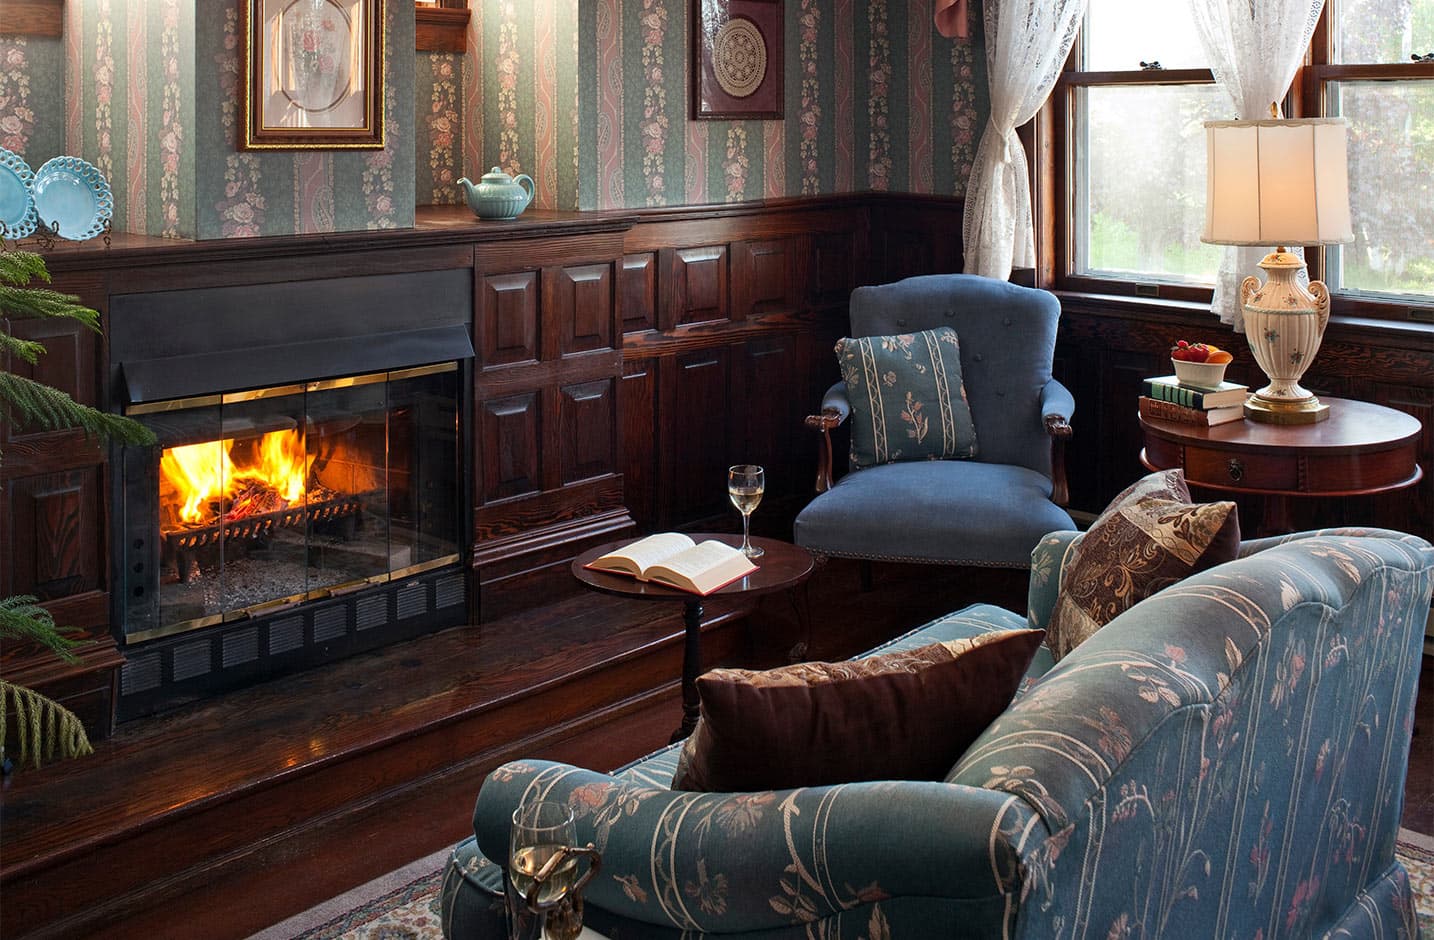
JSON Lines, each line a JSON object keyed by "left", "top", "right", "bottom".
{"left": 1227, "top": 457, "right": 1244, "bottom": 482}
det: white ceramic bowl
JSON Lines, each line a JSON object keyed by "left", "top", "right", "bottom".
{"left": 1171, "top": 357, "right": 1229, "bottom": 390}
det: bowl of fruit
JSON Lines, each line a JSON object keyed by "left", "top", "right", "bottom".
{"left": 1170, "top": 341, "right": 1234, "bottom": 390}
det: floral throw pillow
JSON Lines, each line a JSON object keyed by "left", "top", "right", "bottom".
{"left": 835, "top": 326, "right": 978, "bottom": 469}
{"left": 1047, "top": 469, "right": 1241, "bottom": 661}
{"left": 671, "top": 629, "right": 1046, "bottom": 792}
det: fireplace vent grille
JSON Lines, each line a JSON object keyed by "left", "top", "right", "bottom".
{"left": 116, "top": 566, "right": 467, "bottom": 721}
{"left": 269, "top": 616, "right": 304, "bottom": 654}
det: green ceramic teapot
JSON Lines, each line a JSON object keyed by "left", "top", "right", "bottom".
{"left": 456, "top": 167, "right": 535, "bottom": 220}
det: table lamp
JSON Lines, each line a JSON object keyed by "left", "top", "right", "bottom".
{"left": 1202, "top": 116, "right": 1354, "bottom": 424}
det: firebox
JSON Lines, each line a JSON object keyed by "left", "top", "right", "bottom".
{"left": 109, "top": 269, "right": 473, "bottom": 719}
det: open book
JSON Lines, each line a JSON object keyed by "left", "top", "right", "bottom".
{"left": 585, "top": 533, "right": 758, "bottom": 596}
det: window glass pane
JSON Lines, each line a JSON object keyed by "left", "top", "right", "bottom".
{"left": 1075, "top": 84, "right": 1228, "bottom": 283}
{"left": 1084, "top": 0, "right": 1209, "bottom": 71}
{"left": 1327, "top": 81, "right": 1434, "bottom": 300}
{"left": 1333, "top": 0, "right": 1434, "bottom": 64}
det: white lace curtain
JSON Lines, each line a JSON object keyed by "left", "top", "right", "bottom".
{"left": 961, "top": 0, "right": 1087, "bottom": 281}
{"left": 1188, "top": 0, "right": 1326, "bottom": 331}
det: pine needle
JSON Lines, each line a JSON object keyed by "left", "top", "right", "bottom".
{"left": 0, "top": 372, "right": 155, "bottom": 447}
{"left": 0, "top": 679, "right": 94, "bottom": 770}
{"left": 0, "top": 328, "right": 46, "bottom": 365}
{"left": 0, "top": 595, "right": 82, "bottom": 662}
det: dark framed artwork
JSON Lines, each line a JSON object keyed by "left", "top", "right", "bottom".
{"left": 691, "top": 0, "right": 783, "bottom": 120}
{"left": 241, "top": 0, "right": 386, "bottom": 150}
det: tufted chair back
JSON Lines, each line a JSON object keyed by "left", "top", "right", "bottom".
{"left": 848, "top": 274, "right": 1061, "bottom": 477}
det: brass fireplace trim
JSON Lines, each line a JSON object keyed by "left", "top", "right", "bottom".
{"left": 125, "top": 553, "right": 462, "bottom": 645}
{"left": 124, "top": 361, "right": 459, "bottom": 417}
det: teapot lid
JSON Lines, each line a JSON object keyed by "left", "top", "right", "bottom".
{"left": 481, "top": 166, "right": 514, "bottom": 182}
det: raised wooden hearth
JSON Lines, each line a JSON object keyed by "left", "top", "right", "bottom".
{"left": 0, "top": 556, "right": 1030, "bottom": 940}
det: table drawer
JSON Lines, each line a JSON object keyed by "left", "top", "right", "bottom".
{"left": 1184, "top": 446, "right": 1298, "bottom": 491}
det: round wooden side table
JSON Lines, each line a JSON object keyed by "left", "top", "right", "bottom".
{"left": 1139, "top": 397, "right": 1423, "bottom": 533}
{"left": 572, "top": 534, "right": 815, "bottom": 742}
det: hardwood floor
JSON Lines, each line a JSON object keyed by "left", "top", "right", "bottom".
{"left": 1, "top": 558, "right": 1426, "bottom": 940}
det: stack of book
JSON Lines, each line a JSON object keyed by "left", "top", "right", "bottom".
{"left": 1139, "top": 375, "right": 1249, "bottom": 426}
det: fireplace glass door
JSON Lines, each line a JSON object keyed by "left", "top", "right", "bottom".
{"left": 121, "top": 364, "right": 461, "bottom": 641}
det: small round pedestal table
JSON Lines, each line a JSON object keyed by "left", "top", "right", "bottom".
{"left": 572, "top": 534, "right": 815, "bottom": 742}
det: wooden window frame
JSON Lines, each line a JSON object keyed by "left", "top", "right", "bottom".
{"left": 1043, "top": 3, "right": 1434, "bottom": 323}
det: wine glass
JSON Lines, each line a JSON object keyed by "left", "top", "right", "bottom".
{"left": 508, "top": 800, "right": 577, "bottom": 939}
{"left": 727, "top": 464, "right": 765, "bottom": 559}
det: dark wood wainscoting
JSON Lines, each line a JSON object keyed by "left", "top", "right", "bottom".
{"left": 4, "top": 194, "right": 1429, "bottom": 747}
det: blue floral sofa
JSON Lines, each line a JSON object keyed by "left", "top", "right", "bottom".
{"left": 441, "top": 527, "right": 1432, "bottom": 939}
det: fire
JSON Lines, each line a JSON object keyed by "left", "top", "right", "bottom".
{"left": 159, "top": 429, "right": 315, "bottom": 527}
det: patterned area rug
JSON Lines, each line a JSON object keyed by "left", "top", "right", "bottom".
{"left": 256, "top": 832, "right": 1434, "bottom": 939}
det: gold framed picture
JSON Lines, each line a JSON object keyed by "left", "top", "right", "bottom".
{"left": 241, "top": 0, "right": 385, "bottom": 150}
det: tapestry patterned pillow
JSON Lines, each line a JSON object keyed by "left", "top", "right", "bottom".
{"left": 671, "top": 628, "right": 1045, "bottom": 792}
{"left": 1046, "top": 469, "right": 1240, "bottom": 661}
{"left": 835, "top": 326, "right": 978, "bottom": 469}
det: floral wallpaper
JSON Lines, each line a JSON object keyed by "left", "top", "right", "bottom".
{"left": 0, "top": 36, "right": 66, "bottom": 170}
{"left": 11, "top": 0, "right": 982, "bottom": 234}
{"left": 192, "top": 0, "right": 414, "bottom": 238}
{"left": 414, "top": 0, "right": 987, "bottom": 211}
{"left": 589, "top": 0, "right": 986, "bottom": 209}
{"left": 14, "top": 0, "right": 412, "bottom": 239}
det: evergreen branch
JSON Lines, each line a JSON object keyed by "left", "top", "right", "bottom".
{"left": 0, "top": 251, "right": 50, "bottom": 287}
{"left": 0, "top": 328, "right": 46, "bottom": 365}
{"left": 0, "top": 596, "right": 81, "bottom": 662}
{"left": 0, "top": 372, "right": 155, "bottom": 447}
{"left": 0, "top": 283, "right": 101, "bottom": 330}
{"left": 0, "top": 679, "right": 94, "bottom": 770}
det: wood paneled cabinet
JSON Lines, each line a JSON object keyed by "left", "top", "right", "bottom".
{"left": 470, "top": 236, "right": 632, "bottom": 618}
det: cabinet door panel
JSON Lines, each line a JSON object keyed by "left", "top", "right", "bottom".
{"left": 667, "top": 348, "right": 731, "bottom": 522}
{"left": 669, "top": 246, "right": 729, "bottom": 327}
{"left": 480, "top": 271, "right": 539, "bottom": 368}
{"left": 4, "top": 468, "right": 102, "bottom": 600}
{"left": 555, "top": 263, "right": 614, "bottom": 358}
{"left": 480, "top": 393, "right": 541, "bottom": 503}
{"left": 621, "top": 253, "right": 658, "bottom": 334}
{"left": 559, "top": 379, "right": 616, "bottom": 485}
{"left": 619, "top": 358, "right": 659, "bottom": 530}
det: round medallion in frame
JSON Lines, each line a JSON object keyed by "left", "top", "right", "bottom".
{"left": 711, "top": 16, "right": 766, "bottom": 99}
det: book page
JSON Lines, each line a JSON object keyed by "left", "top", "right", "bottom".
{"left": 589, "top": 532, "right": 695, "bottom": 579}
{"left": 647, "top": 540, "right": 757, "bottom": 594}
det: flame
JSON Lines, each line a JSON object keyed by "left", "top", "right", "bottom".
{"left": 159, "top": 429, "right": 315, "bottom": 526}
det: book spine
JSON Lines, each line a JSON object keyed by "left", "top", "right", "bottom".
{"left": 1143, "top": 380, "right": 1203, "bottom": 409}
{"left": 1139, "top": 396, "right": 1212, "bottom": 426}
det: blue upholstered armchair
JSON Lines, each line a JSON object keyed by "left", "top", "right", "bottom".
{"left": 793, "top": 274, "right": 1074, "bottom": 568}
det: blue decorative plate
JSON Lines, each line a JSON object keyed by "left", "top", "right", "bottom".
{"left": 33, "top": 155, "right": 113, "bottom": 242}
{"left": 0, "top": 147, "right": 38, "bottom": 240}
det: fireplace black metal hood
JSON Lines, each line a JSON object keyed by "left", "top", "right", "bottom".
{"left": 110, "top": 268, "right": 474, "bottom": 405}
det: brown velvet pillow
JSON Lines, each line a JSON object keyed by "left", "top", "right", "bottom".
{"left": 671, "top": 629, "right": 1046, "bottom": 792}
{"left": 1046, "top": 469, "right": 1241, "bottom": 661}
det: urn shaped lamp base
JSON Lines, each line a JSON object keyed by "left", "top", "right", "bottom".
{"left": 1239, "top": 249, "right": 1332, "bottom": 426}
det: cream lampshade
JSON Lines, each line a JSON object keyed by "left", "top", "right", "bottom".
{"left": 1202, "top": 117, "right": 1354, "bottom": 424}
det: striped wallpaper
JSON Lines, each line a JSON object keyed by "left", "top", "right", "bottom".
{"left": 416, "top": 0, "right": 988, "bottom": 211}
{"left": 10, "top": 0, "right": 985, "bottom": 236}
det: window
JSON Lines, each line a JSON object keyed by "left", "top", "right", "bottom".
{"left": 1314, "top": 2, "right": 1434, "bottom": 306}
{"left": 1055, "top": 0, "right": 1434, "bottom": 316}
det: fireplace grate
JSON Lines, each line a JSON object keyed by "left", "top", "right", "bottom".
{"left": 163, "top": 490, "right": 378, "bottom": 552}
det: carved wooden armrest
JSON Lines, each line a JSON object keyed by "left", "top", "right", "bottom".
{"left": 806, "top": 408, "right": 846, "bottom": 493}
{"left": 1043, "top": 413, "right": 1073, "bottom": 507}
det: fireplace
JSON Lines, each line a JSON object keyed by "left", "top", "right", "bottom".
{"left": 109, "top": 269, "right": 473, "bottom": 719}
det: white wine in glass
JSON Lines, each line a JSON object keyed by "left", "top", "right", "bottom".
{"left": 727, "top": 464, "right": 765, "bottom": 559}
{"left": 509, "top": 800, "right": 578, "bottom": 922}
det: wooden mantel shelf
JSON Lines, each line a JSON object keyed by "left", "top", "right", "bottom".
{"left": 416, "top": 4, "right": 470, "bottom": 53}
{"left": 0, "top": 0, "right": 63, "bottom": 36}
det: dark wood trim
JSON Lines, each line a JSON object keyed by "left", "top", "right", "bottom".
{"left": 0, "top": 0, "right": 62, "bottom": 36}
{"left": 1057, "top": 68, "right": 1216, "bottom": 87}
{"left": 1312, "top": 62, "right": 1434, "bottom": 80}
{"left": 415, "top": 5, "right": 470, "bottom": 53}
